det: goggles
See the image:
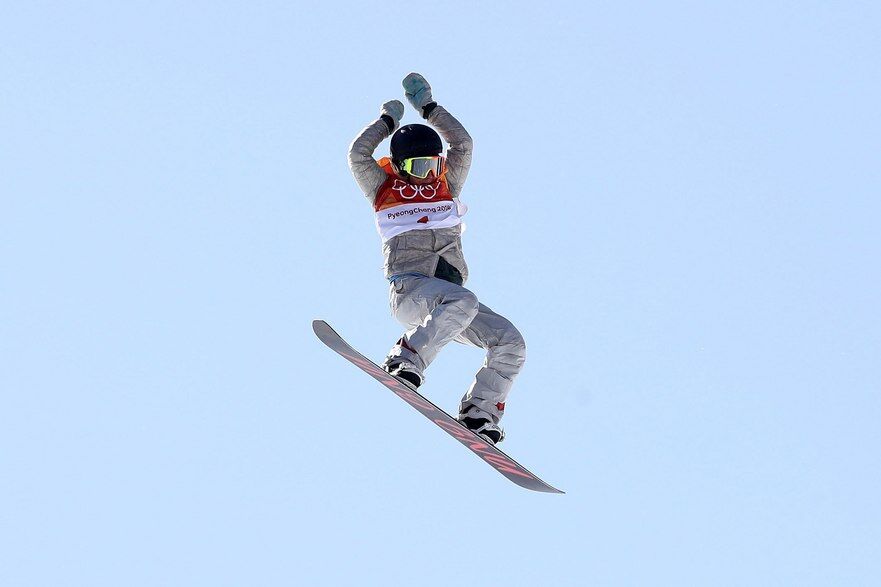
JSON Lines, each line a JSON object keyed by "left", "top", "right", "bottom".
{"left": 400, "top": 156, "right": 445, "bottom": 179}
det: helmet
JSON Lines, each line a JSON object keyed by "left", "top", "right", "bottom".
{"left": 390, "top": 124, "right": 443, "bottom": 168}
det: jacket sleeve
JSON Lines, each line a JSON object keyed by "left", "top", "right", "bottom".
{"left": 427, "top": 105, "right": 473, "bottom": 199}
{"left": 348, "top": 119, "right": 392, "bottom": 206}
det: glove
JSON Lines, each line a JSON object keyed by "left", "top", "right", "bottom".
{"left": 380, "top": 100, "right": 404, "bottom": 133}
{"left": 402, "top": 72, "right": 434, "bottom": 112}
{"left": 381, "top": 100, "right": 404, "bottom": 125}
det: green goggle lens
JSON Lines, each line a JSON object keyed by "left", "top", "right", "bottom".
{"left": 401, "top": 156, "right": 444, "bottom": 179}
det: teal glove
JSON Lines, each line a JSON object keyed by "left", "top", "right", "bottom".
{"left": 380, "top": 100, "right": 404, "bottom": 132}
{"left": 403, "top": 72, "right": 434, "bottom": 112}
{"left": 381, "top": 100, "right": 404, "bottom": 125}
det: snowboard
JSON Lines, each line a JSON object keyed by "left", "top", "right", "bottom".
{"left": 312, "top": 319, "right": 564, "bottom": 494}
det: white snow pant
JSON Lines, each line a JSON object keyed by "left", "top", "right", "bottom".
{"left": 383, "top": 275, "right": 526, "bottom": 424}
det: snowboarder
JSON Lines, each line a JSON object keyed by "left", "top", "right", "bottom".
{"left": 347, "top": 73, "right": 526, "bottom": 444}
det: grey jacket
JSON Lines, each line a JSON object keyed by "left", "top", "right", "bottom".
{"left": 348, "top": 105, "right": 473, "bottom": 282}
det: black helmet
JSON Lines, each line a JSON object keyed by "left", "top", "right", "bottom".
{"left": 390, "top": 124, "right": 443, "bottom": 167}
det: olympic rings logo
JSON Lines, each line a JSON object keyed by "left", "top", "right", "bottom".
{"left": 391, "top": 179, "right": 441, "bottom": 200}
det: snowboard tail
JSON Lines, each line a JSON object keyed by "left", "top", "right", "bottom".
{"left": 312, "top": 319, "right": 563, "bottom": 494}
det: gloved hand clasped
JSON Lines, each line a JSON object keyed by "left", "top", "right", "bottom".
{"left": 402, "top": 73, "right": 435, "bottom": 115}
{"left": 380, "top": 100, "right": 404, "bottom": 132}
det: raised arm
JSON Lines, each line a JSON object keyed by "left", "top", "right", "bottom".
{"left": 403, "top": 73, "right": 473, "bottom": 198}
{"left": 348, "top": 100, "right": 404, "bottom": 205}
{"left": 426, "top": 105, "right": 472, "bottom": 199}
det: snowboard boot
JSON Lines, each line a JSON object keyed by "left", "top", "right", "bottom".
{"left": 383, "top": 360, "right": 424, "bottom": 390}
{"left": 458, "top": 406, "right": 505, "bottom": 444}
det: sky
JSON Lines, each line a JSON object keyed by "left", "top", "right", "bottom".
{"left": 2, "top": 1, "right": 880, "bottom": 585}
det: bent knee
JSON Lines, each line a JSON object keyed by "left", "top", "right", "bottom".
{"left": 496, "top": 329, "right": 527, "bottom": 371}
{"left": 511, "top": 333, "right": 527, "bottom": 366}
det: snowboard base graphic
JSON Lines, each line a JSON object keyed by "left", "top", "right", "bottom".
{"left": 312, "top": 319, "right": 563, "bottom": 494}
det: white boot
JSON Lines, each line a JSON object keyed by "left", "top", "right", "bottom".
{"left": 458, "top": 406, "right": 505, "bottom": 444}
{"left": 382, "top": 359, "right": 424, "bottom": 389}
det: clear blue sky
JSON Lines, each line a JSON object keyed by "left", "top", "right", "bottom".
{"left": 3, "top": 1, "right": 879, "bottom": 585}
